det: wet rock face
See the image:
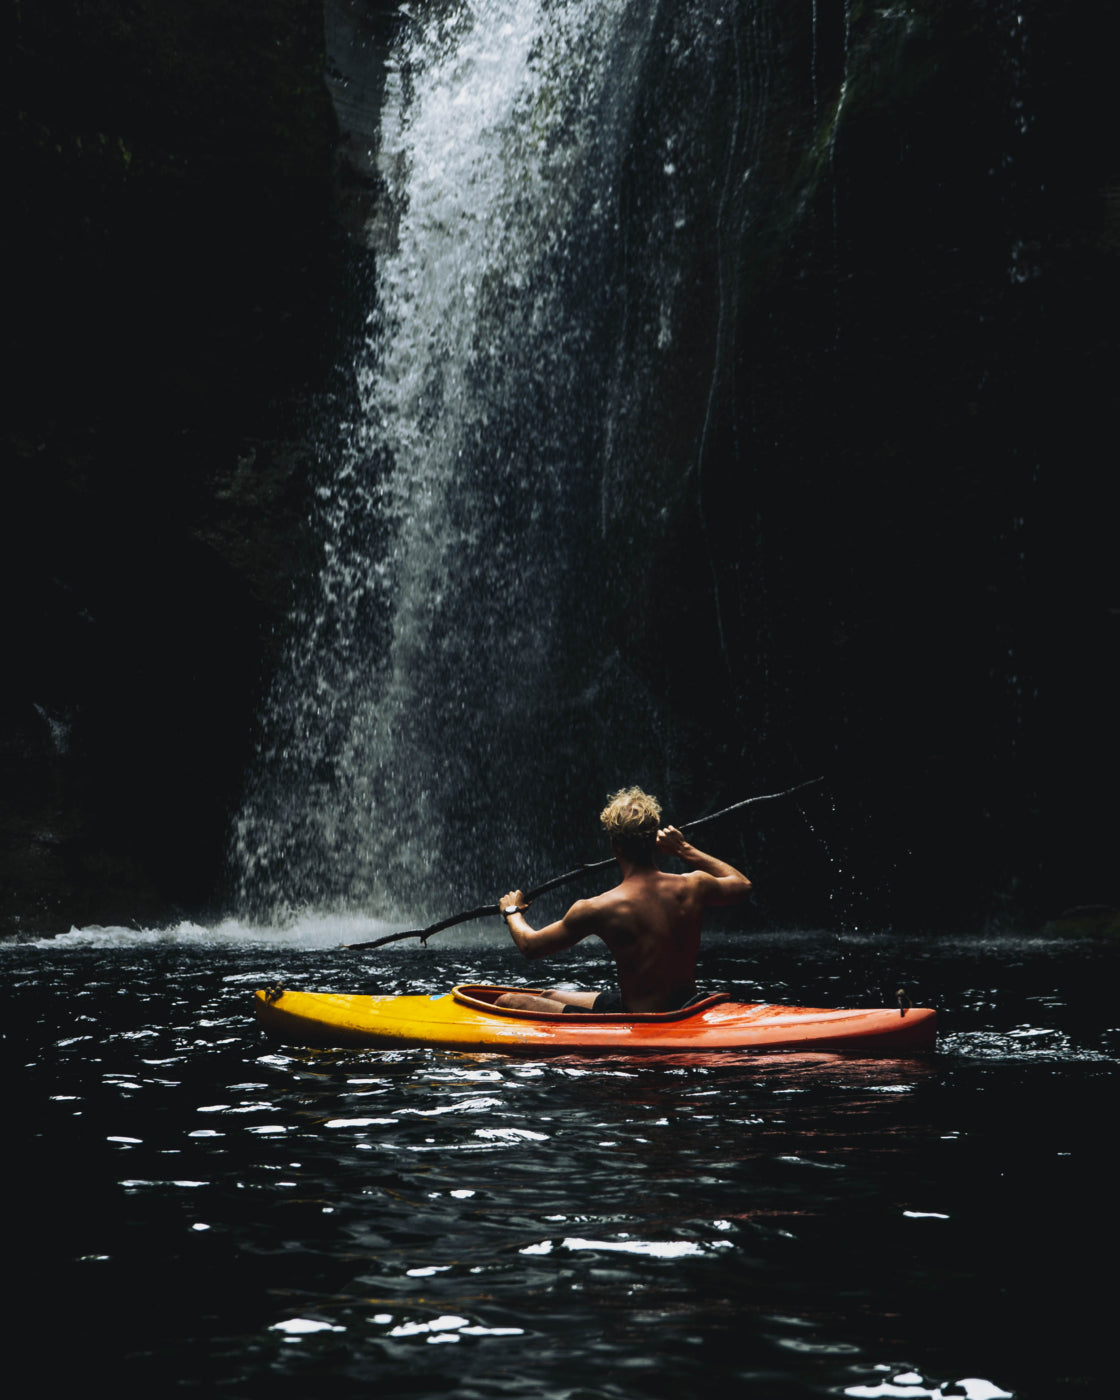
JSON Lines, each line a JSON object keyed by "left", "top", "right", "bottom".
{"left": 4, "top": 1, "right": 1115, "bottom": 934}
{"left": 4, "top": 0, "right": 359, "bottom": 932}
{"left": 598, "top": 0, "right": 1118, "bottom": 930}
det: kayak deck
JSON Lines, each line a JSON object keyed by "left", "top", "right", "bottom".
{"left": 255, "top": 984, "right": 937, "bottom": 1054}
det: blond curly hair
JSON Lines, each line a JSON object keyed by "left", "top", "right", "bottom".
{"left": 600, "top": 786, "right": 662, "bottom": 859}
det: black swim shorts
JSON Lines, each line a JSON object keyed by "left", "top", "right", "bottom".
{"left": 561, "top": 990, "right": 622, "bottom": 1014}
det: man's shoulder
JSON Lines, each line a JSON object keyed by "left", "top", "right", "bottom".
{"left": 565, "top": 886, "right": 638, "bottom": 933}
{"left": 564, "top": 892, "right": 609, "bottom": 922}
{"left": 569, "top": 888, "right": 625, "bottom": 920}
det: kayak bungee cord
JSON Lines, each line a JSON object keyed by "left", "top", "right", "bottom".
{"left": 342, "top": 776, "right": 822, "bottom": 952}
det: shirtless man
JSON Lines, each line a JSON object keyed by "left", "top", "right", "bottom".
{"left": 495, "top": 786, "right": 752, "bottom": 1014}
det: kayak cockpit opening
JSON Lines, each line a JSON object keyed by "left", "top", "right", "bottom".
{"left": 452, "top": 985, "right": 730, "bottom": 1023}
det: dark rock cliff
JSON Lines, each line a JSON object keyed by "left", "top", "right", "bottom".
{"left": 4, "top": 0, "right": 391, "bottom": 931}
{"left": 598, "top": 0, "right": 1118, "bottom": 930}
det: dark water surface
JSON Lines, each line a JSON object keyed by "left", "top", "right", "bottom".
{"left": 9, "top": 929, "right": 1117, "bottom": 1398}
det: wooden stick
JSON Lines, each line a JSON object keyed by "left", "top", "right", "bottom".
{"left": 343, "top": 776, "right": 822, "bottom": 950}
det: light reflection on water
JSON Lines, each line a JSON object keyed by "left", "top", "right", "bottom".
{"left": 8, "top": 930, "right": 1117, "bottom": 1396}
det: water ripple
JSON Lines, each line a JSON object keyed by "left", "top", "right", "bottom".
{"left": 6, "top": 930, "right": 1117, "bottom": 1398}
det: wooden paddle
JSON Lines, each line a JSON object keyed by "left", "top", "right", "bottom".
{"left": 342, "top": 776, "right": 822, "bottom": 951}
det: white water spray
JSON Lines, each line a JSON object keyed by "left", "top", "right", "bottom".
{"left": 232, "top": 0, "right": 846, "bottom": 927}
{"left": 234, "top": 1, "right": 663, "bottom": 922}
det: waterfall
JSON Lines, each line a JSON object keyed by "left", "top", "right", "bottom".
{"left": 232, "top": 0, "right": 847, "bottom": 926}
{"left": 234, "top": 0, "right": 669, "bottom": 922}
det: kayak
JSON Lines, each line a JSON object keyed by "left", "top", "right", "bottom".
{"left": 255, "top": 984, "right": 937, "bottom": 1054}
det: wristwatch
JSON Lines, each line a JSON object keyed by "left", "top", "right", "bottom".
{"left": 501, "top": 905, "right": 522, "bottom": 919}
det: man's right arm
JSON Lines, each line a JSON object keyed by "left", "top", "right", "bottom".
{"left": 656, "top": 827, "right": 752, "bottom": 905}
{"left": 498, "top": 889, "right": 599, "bottom": 960}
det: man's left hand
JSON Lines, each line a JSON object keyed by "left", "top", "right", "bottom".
{"left": 656, "top": 826, "right": 687, "bottom": 856}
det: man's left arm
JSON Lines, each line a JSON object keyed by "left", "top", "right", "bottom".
{"left": 499, "top": 890, "right": 598, "bottom": 961}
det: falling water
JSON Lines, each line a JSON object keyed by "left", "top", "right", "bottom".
{"left": 232, "top": 0, "right": 861, "bottom": 926}
{"left": 234, "top": 0, "right": 672, "bottom": 922}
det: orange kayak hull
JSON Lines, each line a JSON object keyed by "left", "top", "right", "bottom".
{"left": 255, "top": 984, "right": 936, "bottom": 1055}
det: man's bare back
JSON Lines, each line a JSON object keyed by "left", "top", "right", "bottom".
{"left": 496, "top": 822, "right": 752, "bottom": 1014}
